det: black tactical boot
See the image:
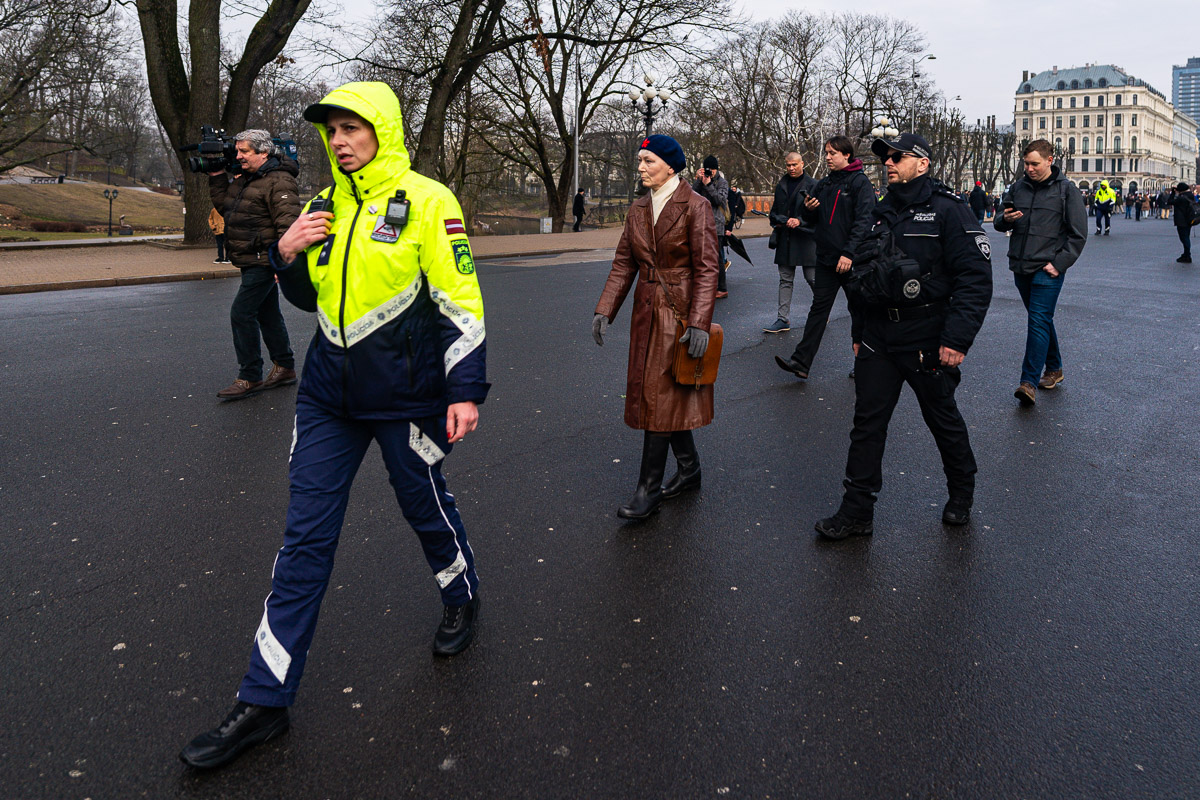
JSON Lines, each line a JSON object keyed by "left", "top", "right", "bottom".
{"left": 814, "top": 511, "right": 874, "bottom": 540}
{"left": 662, "top": 430, "right": 701, "bottom": 499}
{"left": 179, "top": 701, "right": 290, "bottom": 769}
{"left": 433, "top": 594, "right": 481, "bottom": 656}
{"left": 942, "top": 497, "right": 972, "bottom": 526}
{"left": 617, "top": 433, "right": 670, "bottom": 519}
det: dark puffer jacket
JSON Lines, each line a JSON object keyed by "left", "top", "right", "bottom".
{"left": 209, "top": 157, "right": 301, "bottom": 269}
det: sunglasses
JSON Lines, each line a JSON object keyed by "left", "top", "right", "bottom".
{"left": 882, "top": 151, "right": 913, "bottom": 164}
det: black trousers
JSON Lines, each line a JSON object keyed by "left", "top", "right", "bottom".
{"left": 231, "top": 265, "right": 294, "bottom": 381}
{"left": 839, "top": 345, "right": 977, "bottom": 520}
{"left": 1178, "top": 225, "right": 1192, "bottom": 258}
{"left": 789, "top": 264, "right": 851, "bottom": 371}
{"left": 573, "top": 214, "right": 583, "bottom": 232}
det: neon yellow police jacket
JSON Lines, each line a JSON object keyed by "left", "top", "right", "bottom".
{"left": 272, "top": 82, "right": 489, "bottom": 418}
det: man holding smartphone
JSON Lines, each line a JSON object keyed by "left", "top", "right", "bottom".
{"left": 993, "top": 139, "right": 1087, "bottom": 406}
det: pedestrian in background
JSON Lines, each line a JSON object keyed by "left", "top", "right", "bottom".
{"left": 774, "top": 135, "right": 875, "bottom": 381}
{"left": 1124, "top": 192, "right": 1134, "bottom": 219}
{"left": 594, "top": 134, "right": 720, "bottom": 520}
{"left": 764, "top": 151, "right": 816, "bottom": 334}
{"left": 1171, "top": 182, "right": 1195, "bottom": 263}
{"left": 1092, "top": 181, "right": 1115, "bottom": 235}
{"left": 969, "top": 181, "right": 988, "bottom": 226}
{"left": 208, "top": 207, "right": 227, "bottom": 264}
{"left": 994, "top": 139, "right": 1087, "bottom": 406}
{"left": 693, "top": 155, "right": 730, "bottom": 298}
{"left": 573, "top": 188, "right": 586, "bottom": 232}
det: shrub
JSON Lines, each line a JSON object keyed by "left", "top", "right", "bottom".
{"left": 30, "top": 220, "right": 88, "bottom": 232}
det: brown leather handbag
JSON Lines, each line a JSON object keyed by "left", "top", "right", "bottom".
{"left": 660, "top": 279, "right": 722, "bottom": 388}
{"left": 672, "top": 320, "right": 723, "bottom": 387}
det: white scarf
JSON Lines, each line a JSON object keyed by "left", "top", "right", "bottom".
{"left": 650, "top": 175, "right": 680, "bottom": 225}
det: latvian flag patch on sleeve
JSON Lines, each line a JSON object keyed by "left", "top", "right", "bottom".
{"left": 444, "top": 218, "right": 466, "bottom": 236}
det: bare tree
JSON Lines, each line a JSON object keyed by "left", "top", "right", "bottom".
{"left": 135, "top": 0, "right": 313, "bottom": 241}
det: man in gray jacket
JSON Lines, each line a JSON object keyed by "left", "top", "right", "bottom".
{"left": 993, "top": 139, "right": 1087, "bottom": 406}
{"left": 694, "top": 155, "right": 730, "bottom": 297}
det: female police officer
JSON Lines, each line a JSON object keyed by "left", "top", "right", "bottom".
{"left": 180, "top": 82, "right": 489, "bottom": 769}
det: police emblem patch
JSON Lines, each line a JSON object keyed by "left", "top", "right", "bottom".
{"left": 452, "top": 240, "right": 475, "bottom": 275}
{"left": 903, "top": 279, "right": 921, "bottom": 299}
{"left": 974, "top": 234, "right": 991, "bottom": 259}
{"left": 371, "top": 216, "right": 399, "bottom": 243}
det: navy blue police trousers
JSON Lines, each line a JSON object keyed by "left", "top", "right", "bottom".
{"left": 237, "top": 398, "right": 478, "bottom": 707}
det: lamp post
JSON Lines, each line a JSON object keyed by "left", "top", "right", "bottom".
{"left": 103, "top": 188, "right": 119, "bottom": 237}
{"left": 940, "top": 95, "right": 960, "bottom": 176}
{"left": 911, "top": 54, "right": 936, "bottom": 133}
{"left": 628, "top": 72, "right": 671, "bottom": 138}
{"left": 870, "top": 116, "right": 900, "bottom": 185}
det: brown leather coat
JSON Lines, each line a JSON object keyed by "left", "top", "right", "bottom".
{"left": 595, "top": 179, "right": 720, "bottom": 432}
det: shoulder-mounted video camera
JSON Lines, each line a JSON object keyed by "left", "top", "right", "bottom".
{"left": 181, "top": 126, "right": 300, "bottom": 174}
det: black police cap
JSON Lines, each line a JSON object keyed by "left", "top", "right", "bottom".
{"left": 871, "top": 133, "right": 932, "bottom": 161}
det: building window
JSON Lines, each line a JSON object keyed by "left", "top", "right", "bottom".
{"left": 1023, "top": 100, "right": 1029, "bottom": 111}
{"left": 1116, "top": 94, "right": 1122, "bottom": 105}
{"left": 1083, "top": 115, "right": 1090, "bottom": 127}
{"left": 1057, "top": 81, "right": 1066, "bottom": 90}
{"left": 1085, "top": 79, "right": 1094, "bottom": 88}
{"left": 1131, "top": 135, "right": 1137, "bottom": 152}
{"left": 1099, "top": 78, "right": 1108, "bottom": 88}
{"left": 1081, "top": 158, "right": 1089, "bottom": 171}
{"left": 1114, "top": 113, "right": 1122, "bottom": 126}
{"left": 1097, "top": 96, "right": 1104, "bottom": 107}
{"left": 1084, "top": 96, "right": 1090, "bottom": 107}
{"left": 1097, "top": 136, "right": 1104, "bottom": 154}
{"left": 1131, "top": 113, "right": 1137, "bottom": 126}
{"left": 1069, "top": 115, "right": 1076, "bottom": 128}
{"left": 1082, "top": 136, "right": 1089, "bottom": 154}
{"left": 1056, "top": 97, "right": 1063, "bottom": 109}
{"left": 1114, "top": 136, "right": 1121, "bottom": 153}
{"left": 1071, "top": 80, "right": 1080, "bottom": 89}
{"left": 1040, "top": 98, "right": 1046, "bottom": 110}
{"left": 1097, "top": 114, "right": 1104, "bottom": 127}
{"left": 1022, "top": 118, "right": 1029, "bottom": 130}
{"left": 1070, "top": 97, "right": 1077, "bottom": 108}
{"left": 1039, "top": 117, "right": 1046, "bottom": 129}
{"left": 1056, "top": 116, "right": 1063, "bottom": 128}
{"left": 1132, "top": 94, "right": 1137, "bottom": 105}
{"left": 1023, "top": 83, "right": 1032, "bottom": 93}
{"left": 1069, "top": 137, "right": 1076, "bottom": 153}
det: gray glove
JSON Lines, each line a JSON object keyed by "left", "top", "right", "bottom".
{"left": 678, "top": 326, "right": 709, "bottom": 358}
{"left": 592, "top": 313, "right": 609, "bottom": 346}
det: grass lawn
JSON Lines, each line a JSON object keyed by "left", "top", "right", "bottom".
{"left": 0, "top": 183, "right": 184, "bottom": 228}
{"left": 0, "top": 231, "right": 143, "bottom": 241}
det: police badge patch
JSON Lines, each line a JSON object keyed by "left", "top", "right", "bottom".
{"left": 452, "top": 240, "right": 475, "bottom": 275}
{"left": 371, "top": 217, "right": 399, "bottom": 243}
{"left": 974, "top": 234, "right": 991, "bottom": 259}
{"left": 903, "top": 279, "right": 921, "bottom": 299}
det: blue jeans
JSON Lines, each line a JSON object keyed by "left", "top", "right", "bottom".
{"left": 1013, "top": 269, "right": 1064, "bottom": 386}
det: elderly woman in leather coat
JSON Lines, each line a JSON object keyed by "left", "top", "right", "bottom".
{"left": 592, "top": 134, "right": 720, "bottom": 519}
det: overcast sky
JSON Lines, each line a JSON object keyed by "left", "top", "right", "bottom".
{"left": 328, "top": 0, "right": 1196, "bottom": 126}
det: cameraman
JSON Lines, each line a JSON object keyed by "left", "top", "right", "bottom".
{"left": 209, "top": 129, "right": 301, "bottom": 399}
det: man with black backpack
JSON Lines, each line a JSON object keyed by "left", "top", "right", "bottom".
{"left": 1172, "top": 182, "right": 1197, "bottom": 263}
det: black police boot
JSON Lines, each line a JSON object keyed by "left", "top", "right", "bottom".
{"left": 179, "top": 701, "right": 290, "bottom": 770}
{"left": 433, "top": 594, "right": 480, "bottom": 656}
{"left": 617, "top": 432, "right": 670, "bottom": 519}
{"left": 662, "top": 431, "right": 701, "bottom": 499}
{"left": 814, "top": 511, "right": 874, "bottom": 540}
{"left": 942, "top": 497, "right": 972, "bottom": 526}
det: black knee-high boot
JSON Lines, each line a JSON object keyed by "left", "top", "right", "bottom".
{"left": 617, "top": 432, "right": 670, "bottom": 519}
{"left": 662, "top": 430, "right": 701, "bottom": 499}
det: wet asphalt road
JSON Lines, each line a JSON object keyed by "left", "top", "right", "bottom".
{"left": 2, "top": 219, "right": 1198, "bottom": 799}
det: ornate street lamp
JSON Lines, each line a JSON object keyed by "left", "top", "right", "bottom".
{"left": 870, "top": 117, "right": 901, "bottom": 185}
{"left": 629, "top": 72, "right": 671, "bottom": 138}
{"left": 103, "top": 188, "right": 119, "bottom": 237}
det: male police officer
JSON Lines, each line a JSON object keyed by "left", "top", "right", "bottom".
{"left": 815, "top": 133, "right": 992, "bottom": 539}
{"left": 180, "top": 82, "right": 488, "bottom": 769}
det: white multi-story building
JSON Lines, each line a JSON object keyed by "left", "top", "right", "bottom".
{"left": 1013, "top": 64, "right": 1196, "bottom": 194}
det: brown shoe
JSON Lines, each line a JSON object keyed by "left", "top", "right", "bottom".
{"left": 262, "top": 364, "right": 297, "bottom": 390}
{"left": 217, "top": 378, "right": 263, "bottom": 400}
{"left": 1038, "top": 369, "right": 1063, "bottom": 390}
{"left": 1014, "top": 382, "right": 1036, "bottom": 406}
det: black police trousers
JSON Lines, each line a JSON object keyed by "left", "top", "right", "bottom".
{"left": 839, "top": 344, "right": 977, "bottom": 520}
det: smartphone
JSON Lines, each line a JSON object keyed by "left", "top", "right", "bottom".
{"left": 1003, "top": 200, "right": 1014, "bottom": 210}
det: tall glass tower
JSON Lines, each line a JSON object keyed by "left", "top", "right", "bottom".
{"left": 1174, "top": 57, "right": 1200, "bottom": 139}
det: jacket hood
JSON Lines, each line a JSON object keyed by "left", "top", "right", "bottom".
{"left": 842, "top": 158, "right": 864, "bottom": 173}
{"left": 256, "top": 155, "right": 298, "bottom": 178}
{"left": 1098, "top": 180, "right": 1109, "bottom": 190}
{"left": 309, "top": 82, "right": 411, "bottom": 200}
